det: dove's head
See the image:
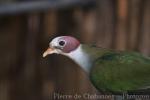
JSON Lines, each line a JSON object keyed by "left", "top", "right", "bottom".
{"left": 43, "top": 36, "right": 80, "bottom": 57}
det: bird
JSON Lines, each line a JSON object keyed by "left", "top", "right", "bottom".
{"left": 43, "top": 36, "right": 150, "bottom": 100}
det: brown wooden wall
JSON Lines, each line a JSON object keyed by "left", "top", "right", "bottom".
{"left": 0, "top": 0, "right": 150, "bottom": 100}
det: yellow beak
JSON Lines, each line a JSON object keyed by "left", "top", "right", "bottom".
{"left": 43, "top": 47, "right": 55, "bottom": 57}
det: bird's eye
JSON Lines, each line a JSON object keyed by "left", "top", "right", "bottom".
{"left": 58, "top": 40, "right": 66, "bottom": 47}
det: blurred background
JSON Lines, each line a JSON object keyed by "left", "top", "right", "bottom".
{"left": 0, "top": 0, "right": 150, "bottom": 100}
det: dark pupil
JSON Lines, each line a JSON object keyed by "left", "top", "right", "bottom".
{"left": 59, "top": 41, "right": 65, "bottom": 46}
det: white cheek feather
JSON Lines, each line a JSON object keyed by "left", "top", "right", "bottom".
{"left": 63, "top": 45, "right": 92, "bottom": 73}
{"left": 50, "top": 37, "right": 61, "bottom": 47}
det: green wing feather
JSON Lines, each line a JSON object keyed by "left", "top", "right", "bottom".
{"left": 90, "top": 51, "right": 150, "bottom": 93}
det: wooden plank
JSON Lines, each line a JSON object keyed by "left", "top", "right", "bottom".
{"left": 95, "top": 0, "right": 115, "bottom": 48}
{"left": 127, "top": 0, "right": 142, "bottom": 50}
{"left": 115, "top": 0, "right": 128, "bottom": 50}
{"left": 138, "top": 0, "right": 150, "bottom": 55}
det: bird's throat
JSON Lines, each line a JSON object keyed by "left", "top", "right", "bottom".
{"left": 64, "top": 45, "right": 92, "bottom": 74}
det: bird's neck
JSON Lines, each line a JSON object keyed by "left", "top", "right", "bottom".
{"left": 63, "top": 44, "right": 111, "bottom": 74}
{"left": 64, "top": 45, "right": 92, "bottom": 74}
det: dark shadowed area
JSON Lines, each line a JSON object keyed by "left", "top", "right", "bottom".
{"left": 0, "top": 0, "right": 150, "bottom": 100}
